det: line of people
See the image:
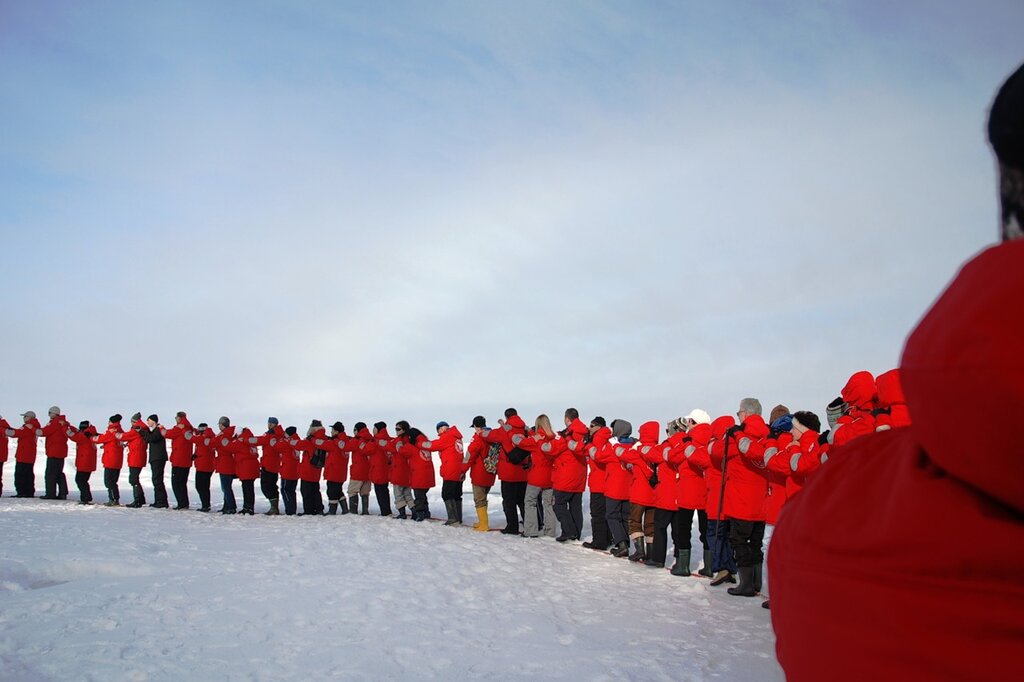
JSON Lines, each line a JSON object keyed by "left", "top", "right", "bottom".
{"left": 1, "top": 368, "right": 907, "bottom": 603}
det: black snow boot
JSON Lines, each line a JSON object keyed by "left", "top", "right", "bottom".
{"left": 360, "top": 494, "right": 370, "bottom": 515}
{"left": 397, "top": 507, "right": 407, "bottom": 519}
{"left": 752, "top": 563, "right": 763, "bottom": 594}
{"left": 339, "top": 498, "right": 349, "bottom": 514}
{"left": 455, "top": 499, "right": 463, "bottom": 524}
{"left": 698, "top": 549, "right": 714, "bottom": 577}
{"left": 628, "top": 537, "right": 646, "bottom": 562}
{"left": 327, "top": 502, "right": 338, "bottom": 515}
{"left": 761, "top": 600, "right": 770, "bottom": 610}
{"left": 265, "top": 499, "right": 280, "bottom": 516}
{"left": 349, "top": 495, "right": 359, "bottom": 516}
{"left": 611, "top": 541, "right": 630, "bottom": 558}
{"left": 644, "top": 543, "right": 662, "bottom": 568}
{"left": 671, "top": 549, "right": 692, "bottom": 576}
{"left": 444, "top": 500, "right": 458, "bottom": 525}
{"left": 728, "top": 566, "right": 758, "bottom": 597}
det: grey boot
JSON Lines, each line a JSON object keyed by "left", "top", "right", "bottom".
{"left": 339, "top": 497, "right": 349, "bottom": 515}
{"left": 455, "top": 498, "right": 463, "bottom": 524}
{"left": 698, "top": 549, "right": 714, "bottom": 577}
{"left": 444, "top": 500, "right": 458, "bottom": 525}
{"left": 327, "top": 502, "right": 338, "bottom": 515}
{"left": 264, "top": 498, "right": 280, "bottom": 515}
{"left": 727, "top": 566, "right": 757, "bottom": 597}
{"left": 360, "top": 494, "right": 370, "bottom": 515}
{"left": 671, "top": 548, "right": 692, "bottom": 576}
{"left": 348, "top": 495, "right": 359, "bottom": 516}
{"left": 753, "top": 563, "right": 763, "bottom": 593}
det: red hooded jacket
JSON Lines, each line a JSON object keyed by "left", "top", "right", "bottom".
{"left": 715, "top": 414, "right": 769, "bottom": 522}
{"left": 399, "top": 432, "right": 435, "bottom": 489}
{"left": 368, "top": 427, "right": 393, "bottom": 485}
{"left": 96, "top": 423, "right": 125, "bottom": 469}
{"left": 875, "top": 368, "right": 912, "bottom": 430}
{"left": 188, "top": 429, "right": 217, "bottom": 473}
{"left": 257, "top": 425, "right": 286, "bottom": 474}
{"left": 515, "top": 430, "right": 555, "bottom": 489}
{"left": 120, "top": 419, "right": 149, "bottom": 468}
{"left": 770, "top": 240, "right": 1024, "bottom": 681}
{"left": 644, "top": 432, "right": 681, "bottom": 512}
{"left": 548, "top": 418, "right": 589, "bottom": 493}
{"left": 830, "top": 371, "right": 877, "bottom": 447}
{"left": 0, "top": 418, "right": 10, "bottom": 462}
{"left": 349, "top": 428, "right": 372, "bottom": 481}
{"left": 320, "top": 433, "right": 351, "bottom": 484}
{"left": 10, "top": 418, "right": 42, "bottom": 463}
{"left": 464, "top": 431, "right": 497, "bottom": 487}
{"left": 164, "top": 418, "right": 196, "bottom": 468}
{"left": 214, "top": 426, "right": 236, "bottom": 475}
{"left": 484, "top": 415, "right": 529, "bottom": 483}
{"left": 69, "top": 425, "right": 98, "bottom": 472}
{"left": 40, "top": 414, "right": 69, "bottom": 458}
{"left": 423, "top": 426, "right": 466, "bottom": 483}
{"left": 586, "top": 426, "right": 611, "bottom": 493}
{"left": 232, "top": 428, "right": 261, "bottom": 481}
{"left": 276, "top": 435, "right": 300, "bottom": 480}
{"left": 295, "top": 427, "right": 326, "bottom": 483}
{"left": 666, "top": 423, "right": 712, "bottom": 510}
{"left": 620, "top": 421, "right": 660, "bottom": 507}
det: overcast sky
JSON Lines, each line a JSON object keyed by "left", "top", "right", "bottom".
{"left": 1, "top": 1, "right": 1021, "bottom": 434}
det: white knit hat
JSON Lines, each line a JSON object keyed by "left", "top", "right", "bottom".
{"left": 684, "top": 409, "right": 712, "bottom": 425}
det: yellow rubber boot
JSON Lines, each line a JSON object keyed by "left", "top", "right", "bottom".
{"left": 475, "top": 506, "right": 489, "bottom": 532}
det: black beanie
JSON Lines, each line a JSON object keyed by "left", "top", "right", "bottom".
{"left": 989, "top": 62, "right": 1024, "bottom": 169}
{"left": 285, "top": 426, "right": 297, "bottom": 436}
{"left": 79, "top": 420, "right": 90, "bottom": 431}
{"left": 591, "top": 416, "right": 607, "bottom": 428}
{"left": 793, "top": 411, "right": 822, "bottom": 433}
{"left": 354, "top": 421, "right": 367, "bottom": 432}
{"left": 110, "top": 414, "right": 122, "bottom": 424}
{"left": 148, "top": 414, "right": 159, "bottom": 423}
{"left": 472, "top": 415, "right": 486, "bottom": 428}
{"left": 310, "top": 419, "right": 323, "bottom": 428}
{"left": 330, "top": 421, "right": 344, "bottom": 432}
{"left": 373, "top": 421, "right": 387, "bottom": 432}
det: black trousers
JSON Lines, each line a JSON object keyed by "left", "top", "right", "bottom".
{"left": 652, "top": 508, "right": 678, "bottom": 564}
{"left": 605, "top": 496, "right": 631, "bottom": 545}
{"left": 150, "top": 459, "right": 168, "bottom": 505}
{"left": 300, "top": 480, "right": 322, "bottom": 515}
{"left": 281, "top": 478, "right": 298, "bottom": 515}
{"left": 413, "top": 488, "right": 430, "bottom": 515}
{"left": 171, "top": 466, "right": 190, "bottom": 507}
{"left": 441, "top": 479, "right": 463, "bottom": 501}
{"left": 500, "top": 480, "right": 527, "bottom": 532}
{"left": 104, "top": 467, "right": 120, "bottom": 502}
{"left": 128, "top": 466, "right": 146, "bottom": 504}
{"left": 14, "top": 461, "right": 34, "bottom": 497}
{"left": 373, "top": 483, "right": 392, "bottom": 515}
{"left": 260, "top": 469, "right": 279, "bottom": 501}
{"left": 75, "top": 471, "right": 93, "bottom": 503}
{"left": 553, "top": 490, "right": 584, "bottom": 539}
{"left": 589, "top": 492, "right": 610, "bottom": 548}
{"left": 195, "top": 470, "right": 213, "bottom": 509}
{"left": 729, "top": 518, "right": 767, "bottom": 568}
{"left": 673, "top": 507, "right": 709, "bottom": 551}
{"left": 75, "top": 471, "right": 93, "bottom": 501}
{"left": 45, "top": 457, "right": 68, "bottom": 497}
{"left": 241, "top": 479, "right": 255, "bottom": 511}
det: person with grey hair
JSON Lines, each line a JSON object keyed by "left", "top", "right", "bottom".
{"left": 39, "top": 406, "right": 70, "bottom": 499}
{"left": 6, "top": 411, "right": 42, "bottom": 497}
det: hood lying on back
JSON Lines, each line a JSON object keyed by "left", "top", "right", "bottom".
{"left": 638, "top": 421, "right": 660, "bottom": 445}
{"left": 841, "top": 371, "right": 878, "bottom": 410}
{"left": 901, "top": 240, "right": 1024, "bottom": 514}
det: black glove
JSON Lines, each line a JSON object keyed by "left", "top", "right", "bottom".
{"left": 819, "top": 430, "right": 831, "bottom": 445}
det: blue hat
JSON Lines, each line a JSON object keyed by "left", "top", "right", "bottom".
{"left": 268, "top": 417, "right": 279, "bottom": 425}
{"left": 436, "top": 421, "right": 449, "bottom": 430}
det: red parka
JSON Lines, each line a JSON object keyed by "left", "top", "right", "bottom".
{"left": 516, "top": 430, "right": 555, "bottom": 488}
{"left": 547, "top": 418, "right": 589, "bottom": 493}
{"left": 875, "top": 369, "right": 912, "bottom": 430}
{"left": 620, "top": 421, "right": 660, "bottom": 507}
{"left": 96, "top": 424, "right": 125, "bottom": 469}
{"left": 189, "top": 430, "right": 217, "bottom": 473}
{"left": 321, "top": 433, "right": 351, "bottom": 484}
{"left": 349, "top": 427, "right": 372, "bottom": 481}
{"left": 484, "top": 415, "right": 529, "bottom": 483}
{"left": 10, "top": 418, "right": 42, "bottom": 464}
{"left": 645, "top": 432, "right": 682, "bottom": 512}
{"left": 214, "top": 426, "right": 236, "bottom": 475}
{"left": 423, "top": 426, "right": 466, "bottom": 483}
{"left": 770, "top": 240, "right": 1024, "bottom": 681}
{"left": 464, "top": 432, "right": 497, "bottom": 487}
{"left": 232, "top": 428, "right": 260, "bottom": 481}
{"left": 761, "top": 431, "right": 792, "bottom": 525}
{"left": 715, "top": 414, "right": 769, "bottom": 522}
{"left": 295, "top": 427, "right": 326, "bottom": 483}
{"left": 276, "top": 436, "right": 300, "bottom": 480}
{"left": 702, "top": 416, "right": 736, "bottom": 520}
{"left": 121, "top": 419, "right": 149, "bottom": 468}
{"left": 596, "top": 437, "right": 635, "bottom": 501}
{"left": 667, "top": 423, "right": 712, "bottom": 511}
{"left": 830, "top": 371, "right": 877, "bottom": 447}
{"left": 0, "top": 418, "right": 10, "bottom": 462}
{"left": 257, "top": 425, "right": 286, "bottom": 474}
{"left": 586, "top": 426, "right": 611, "bottom": 494}
{"left": 368, "top": 427, "right": 392, "bottom": 485}
{"left": 399, "top": 433, "right": 435, "bottom": 489}
{"left": 40, "top": 414, "right": 69, "bottom": 458}
{"left": 164, "top": 418, "right": 195, "bottom": 468}
{"left": 69, "top": 425, "right": 98, "bottom": 472}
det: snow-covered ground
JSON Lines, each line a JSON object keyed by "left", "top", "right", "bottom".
{"left": 0, "top": 455, "right": 782, "bottom": 681}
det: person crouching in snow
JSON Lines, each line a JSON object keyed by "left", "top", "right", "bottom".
{"left": 421, "top": 421, "right": 467, "bottom": 526}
